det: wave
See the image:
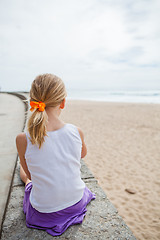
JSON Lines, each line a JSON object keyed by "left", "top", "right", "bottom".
{"left": 67, "top": 89, "right": 160, "bottom": 104}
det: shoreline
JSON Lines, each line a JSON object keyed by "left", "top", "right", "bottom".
{"left": 1, "top": 92, "right": 160, "bottom": 105}
{"left": 66, "top": 98, "right": 160, "bottom": 105}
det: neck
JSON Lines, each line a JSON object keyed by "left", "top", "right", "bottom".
{"left": 46, "top": 106, "right": 61, "bottom": 118}
{"left": 45, "top": 106, "right": 64, "bottom": 131}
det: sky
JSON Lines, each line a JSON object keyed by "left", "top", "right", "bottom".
{"left": 0, "top": 0, "right": 160, "bottom": 92}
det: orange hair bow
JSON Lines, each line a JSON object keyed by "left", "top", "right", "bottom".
{"left": 30, "top": 101, "right": 46, "bottom": 112}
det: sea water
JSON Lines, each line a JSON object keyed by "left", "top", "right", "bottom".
{"left": 66, "top": 89, "right": 160, "bottom": 104}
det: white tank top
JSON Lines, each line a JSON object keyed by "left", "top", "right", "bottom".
{"left": 25, "top": 123, "right": 85, "bottom": 213}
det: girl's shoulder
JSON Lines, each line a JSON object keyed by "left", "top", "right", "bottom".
{"left": 16, "top": 132, "right": 27, "bottom": 154}
{"left": 16, "top": 132, "right": 27, "bottom": 144}
{"left": 66, "top": 123, "right": 84, "bottom": 142}
{"left": 66, "top": 123, "right": 81, "bottom": 133}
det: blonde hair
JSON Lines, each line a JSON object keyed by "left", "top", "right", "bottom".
{"left": 27, "top": 73, "right": 67, "bottom": 148}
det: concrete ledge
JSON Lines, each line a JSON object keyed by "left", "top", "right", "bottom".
{"left": 1, "top": 158, "right": 136, "bottom": 240}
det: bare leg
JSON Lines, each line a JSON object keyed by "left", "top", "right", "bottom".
{"left": 20, "top": 165, "right": 31, "bottom": 186}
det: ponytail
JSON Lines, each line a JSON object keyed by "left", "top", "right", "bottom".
{"left": 27, "top": 109, "right": 48, "bottom": 148}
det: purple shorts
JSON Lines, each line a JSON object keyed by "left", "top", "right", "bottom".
{"left": 23, "top": 182, "right": 95, "bottom": 236}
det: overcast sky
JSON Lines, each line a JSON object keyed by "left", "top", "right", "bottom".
{"left": 0, "top": 0, "right": 160, "bottom": 91}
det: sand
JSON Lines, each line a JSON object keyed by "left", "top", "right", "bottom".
{"left": 61, "top": 100, "right": 160, "bottom": 240}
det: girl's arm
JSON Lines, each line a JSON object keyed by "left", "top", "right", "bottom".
{"left": 16, "top": 133, "right": 31, "bottom": 180}
{"left": 77, "top": 127, "right": 87, "bottom": 158}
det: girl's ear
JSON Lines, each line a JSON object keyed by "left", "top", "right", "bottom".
{"left": 60, "top": 98, "right": 66, "bottom": 109}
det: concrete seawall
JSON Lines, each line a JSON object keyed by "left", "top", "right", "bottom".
{"left": 1, "top": 92, "right": 137, "bottom": 240}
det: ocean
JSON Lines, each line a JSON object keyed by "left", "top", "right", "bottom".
{"left": 66, "top": 89, "right": 160, "bottom": 104}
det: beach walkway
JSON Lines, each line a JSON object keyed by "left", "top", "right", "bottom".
{"left": 0, "top": 92, "right": 136, "bottom": 240}
{"left": 0, "top": 93, "right": 25, "bottom": 231}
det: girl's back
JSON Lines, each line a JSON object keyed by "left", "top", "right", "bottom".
{"left": 25, "top": 123, "right": 85, "bottom": 213}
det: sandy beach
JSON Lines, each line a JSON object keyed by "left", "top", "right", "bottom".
{"left": 61, "top": 100, "right": 160, "bottom": 240}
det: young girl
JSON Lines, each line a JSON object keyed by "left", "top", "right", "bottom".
{"left": 16, "top": 74, "right": 95, "bottom": 236}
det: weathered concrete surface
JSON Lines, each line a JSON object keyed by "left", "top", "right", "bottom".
{"left": 0, "top": 93, "right": 25, "bottom": 231}
{"left": 1, "top": 93, "right": 137, "bottom": 240}
{"left": 1, "top": 158, "right": 136, "bottom": 240}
